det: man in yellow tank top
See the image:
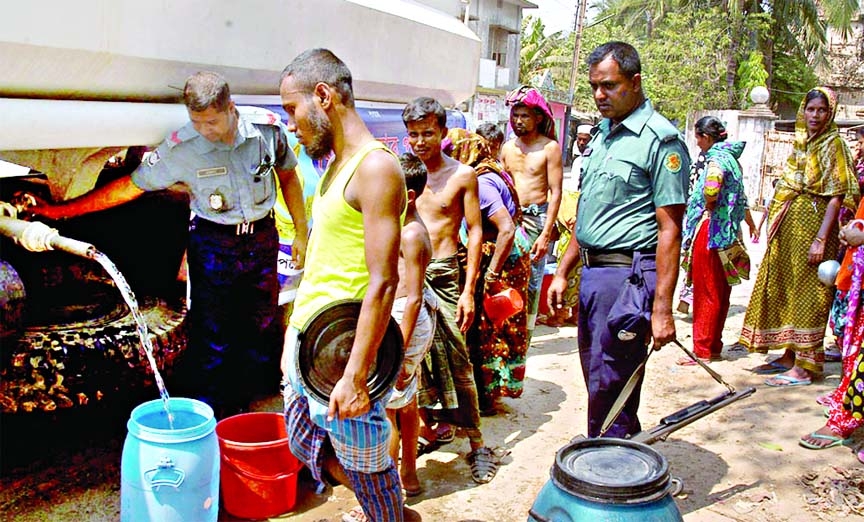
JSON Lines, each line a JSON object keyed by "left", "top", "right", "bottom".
{"left": 279, "top": 49, "right": 414, "bottom": 522}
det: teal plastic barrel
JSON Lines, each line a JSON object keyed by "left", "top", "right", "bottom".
{"left": 528, "top": 438, "right": 683, "bottom": 522}
{"left": 121, "top": 398, "right": 219, "bottom": 522}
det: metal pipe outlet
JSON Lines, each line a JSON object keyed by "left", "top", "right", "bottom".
{"left": 0, "top": 216, "right": 96, "bottom": 259}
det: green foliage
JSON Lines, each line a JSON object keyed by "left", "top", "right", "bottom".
{"left": 519, "top": 0, "right": 857, "bottom": 124}
{"left": 519, "top": 16, "right": 567, "bottom": 87}
{"left": 638, "top": 9, "right": 732, "bottom": 126}
{"left": 770, "top": 51, "right": 819, "bottom": 114}
{"left": 735, "top": 51, "right": 769, "bottom": 109}
{"left": 570, "top": 22, "right": 630, "bottom": 114}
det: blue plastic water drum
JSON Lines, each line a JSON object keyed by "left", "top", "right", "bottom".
{"left": 121, "top": 398, "right": 219, "bottom": 522}
{"left": 528, "top": 438, "right": 683, "bottom": 522}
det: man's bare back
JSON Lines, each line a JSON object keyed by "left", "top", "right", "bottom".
{"left": 416, "top": 155, "right": 477, "bottom": 259}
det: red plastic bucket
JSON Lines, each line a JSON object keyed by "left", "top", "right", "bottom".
{"left": 215, "top": 412, "right": 302, "bottom": 519}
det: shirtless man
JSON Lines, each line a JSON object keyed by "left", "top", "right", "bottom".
{"left": 502, "top": 86, "right": 563, "bottom": 341}
{"left": 401, "top": 97, "right": 502, "bottom": 484}
{"left": 384, "top": 153, "right": 435, "bottom": 499}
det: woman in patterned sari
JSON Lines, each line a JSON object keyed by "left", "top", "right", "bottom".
{"left": 680, "top": 116, "right": 754, "bottom": 364}
{"left": 445, "top": 125, "right": 532, "bottom": 414}
{"left": 742, "top": 87, "right": 858, "bottom": 386}
{"left": 800, "top": 216, "right": 864, "bottom": 451}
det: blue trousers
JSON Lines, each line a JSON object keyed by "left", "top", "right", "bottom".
{"left": 578, "top": 255, "right": 656, "bottom": 438}
{"left": 180, "top": 217, "right": 280, "bottom": 412}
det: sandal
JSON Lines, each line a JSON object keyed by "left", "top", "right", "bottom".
{"left": 435, "top": 424, "right": 455, "bottom": 444}
{"left": 467, "top": 447, "right": 501, "bottom": 484}
{"left": 417, "top": 435, "right": 442, "bottom": 457}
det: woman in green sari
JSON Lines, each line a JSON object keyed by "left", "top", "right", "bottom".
{"left": 742, "top": 87, "right": 858, "bottom": 386}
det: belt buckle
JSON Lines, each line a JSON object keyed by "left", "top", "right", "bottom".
{"left": 236, "top": 221, "right": 254, "bottom": 235}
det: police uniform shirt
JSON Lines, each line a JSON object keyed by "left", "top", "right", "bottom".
{"left": 131, "top": 106, "right": 298, "bottom": 225}
{"left": 575, "top": 100, "right": 689, "bottom": 252}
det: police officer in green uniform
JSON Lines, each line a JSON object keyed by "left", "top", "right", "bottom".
{"left": 549, "top": 41, "right": 689, "bottom": 438}
{"left": 32, "top": 71, "right": 308, "bottom": 417}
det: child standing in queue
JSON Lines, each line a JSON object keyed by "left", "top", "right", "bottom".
{"left": 385, "top": 153, "right": 436, "bottom": 498}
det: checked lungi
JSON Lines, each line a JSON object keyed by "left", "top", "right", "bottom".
{"left": 282, "top": 326, "right": 403, "bottom": 521}
{"left": 418, "top": 254, "right": 482, "bottom": 433}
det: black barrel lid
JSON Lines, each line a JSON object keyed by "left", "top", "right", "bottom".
{"left": 298, "top": 299, "right": 403, "bottom": 405}
{"left": 551, "top": 437, "right": 671, "bottom": 504}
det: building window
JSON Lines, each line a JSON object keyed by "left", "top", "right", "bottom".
{"left": 489, "top": 27, "right": 508, "bottom": 67}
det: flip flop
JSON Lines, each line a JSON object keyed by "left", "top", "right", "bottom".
{"left": 675, "top": 356, "right": 716, "bottom": 366}
{"left": 675, "top": 357, "right": 698, "bottom": 366}
{"left": 342, "top": 506, "right": 368, "bottom": 522}
{"left": 798, "top": 432, "right": 849, "bottom": 450}
{"left": 816, "top": 394, "right": 833, "bottom": 407}
{"left": 858, "top": 448, "right": 864, "bottom": 465}
{"left": 750, "top": 360, "right": 791, "bottom": 375}
{"left": 765, "top": 374, "right": 812, "bottom": 387}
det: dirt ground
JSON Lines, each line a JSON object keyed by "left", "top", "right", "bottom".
{"left": 3, "top": 217, "right": 864, "bottom": 521}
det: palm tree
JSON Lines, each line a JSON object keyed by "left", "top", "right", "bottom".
{"left": 595, "top": 0, "right": 857, "bottom": 54}
{"left": 518, "top": 16, "right": 568, "bottom": 86}
{"left": 591, "top": 0, "right": 859, "bottom": 106}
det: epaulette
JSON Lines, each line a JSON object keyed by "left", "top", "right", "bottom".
{"left": 164, "top": 124, "right": 198, "bottom": 149}
{"left": 237, "top": 105, "right": 283, "bottom": 126}
{"left": 645, "top": 112, "right": 683, "bottom": 144}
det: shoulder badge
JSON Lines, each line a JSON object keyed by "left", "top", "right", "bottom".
{"left": 145, "top": 149, "right": 161, "bottom": 167}
{"left": 665, "top": 152, "right": 682, "bottom": 173}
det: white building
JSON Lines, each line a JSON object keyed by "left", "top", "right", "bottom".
{"left": 417, "top": 0, "right": 538, "bottom": 128}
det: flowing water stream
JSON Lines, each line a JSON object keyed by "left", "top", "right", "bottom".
{"left": 91, "top": 250, "right": 174, "bottom": 428}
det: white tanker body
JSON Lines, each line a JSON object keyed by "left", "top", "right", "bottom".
{"left": 0, "top": 0, "right": 480, "bottom": 414}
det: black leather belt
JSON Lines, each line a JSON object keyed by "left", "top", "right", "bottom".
{"left": 580, "top": 248, "right": 637, "bottom": 268}
{"left": 192, "top": 214, "right": 274, "bottom": 236}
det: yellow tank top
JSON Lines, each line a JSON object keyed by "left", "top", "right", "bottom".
{"left": 290, "top": 140, "right": 403, "bottom": 330}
